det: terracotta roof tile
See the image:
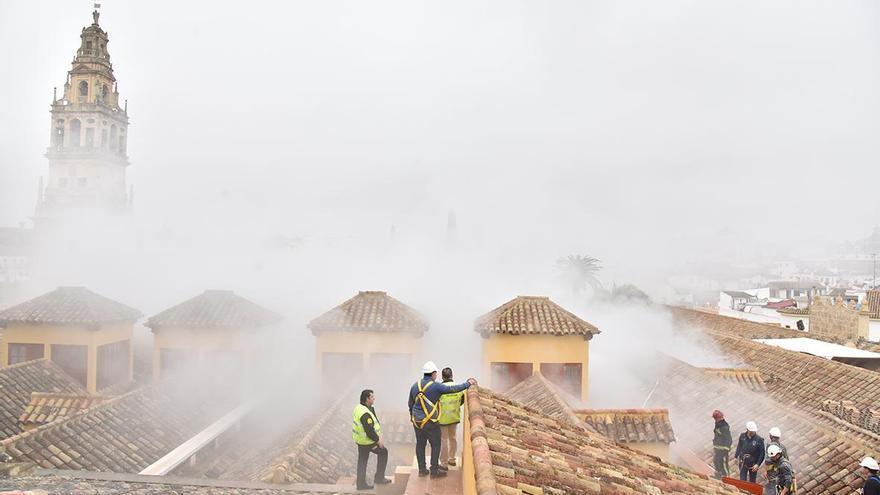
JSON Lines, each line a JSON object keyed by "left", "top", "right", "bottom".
{"left": 503, "top": 372, "right": 583, "bottom": 425}
{"left": 146, "top": 290, "right": 282, "bottom": 330}
{"left": 466, "top": 386, "right": 740, "bottom": 495}
{"left": 308, "top": 291, "right": 428, "bottom": 335}
{"left": 0, "top": 383, "right": 232, "bottom": 472}
{"left": 700, "top": 368, "right": 767, "bottom": 392}
{"left": 0, "top": 359, "right": 85, "bottom": 440}
{"left": 18, "top": 392, "right": 105, "bottom": 427}
{"left": 474, "top": 296, "right": 599, "bottom": 338}
{"left": 863, "top": 290, "right": 880, "bottom": 318}
{"left": 576, "top": 409, "right": 676, "bottom": 444}
{"left": 0, "top": 287, "right": 141, "bottom": 326}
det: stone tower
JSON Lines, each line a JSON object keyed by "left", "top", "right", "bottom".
{"left": 37, "top": 8, "right": 131, "bottom": 222}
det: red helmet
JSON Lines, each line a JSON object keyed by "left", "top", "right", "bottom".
{"left": 712, "top": 410, "right": 724, "bottom": 420}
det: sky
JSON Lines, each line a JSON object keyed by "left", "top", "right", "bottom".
{"left": 1, "top": 0, "right": 879, "bottom": 301}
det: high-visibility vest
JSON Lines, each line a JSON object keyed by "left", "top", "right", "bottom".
{"left": 411, "top": 380, "right": 438, "bottom": 429}
{"left": 438, "top": 389, "right": 464, "bottom": 425}
{"left": 352, "top": 404, "right": 381, "bottom": 446}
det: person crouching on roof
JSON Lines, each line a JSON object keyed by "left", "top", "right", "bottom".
{"left": 352, "top": 389, "right": 391, "bottom": 491}
{"left": 764, "top": 444, "right": 794, "bottom": 495}
{"left": 408, "top": 361, "right": 475, "bottom": 478}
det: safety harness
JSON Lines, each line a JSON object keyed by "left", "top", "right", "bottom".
{"left": 411, "top": 379, "right": 438, "bottom": 429}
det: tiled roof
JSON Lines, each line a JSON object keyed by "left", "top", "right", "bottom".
{"left": 864, "top": 290, "right": 880, "bottom": 318}
{"left": 146, "top": 290, "right": 282, "bottom": 331}
{"left": 466, "top": 386, "right": 740, "bottom": 495}
{"left": 18, "top": 392, "right": 105, "bottom": 427}
{"left": 576, "top": 409, "right": 676, "bottom": 444}
{"left": 700, "top": 368, "right": 767, "bottom": 392}
{"left": 722, "top": 290, "right": 754, "bottom": 299}
{"left": 764, "top": 299, "right": 796, "bottom": 309}
{"left": 777, "top": 306, "right": 809, "bottom": 315}
{"left": 0, "top": 287, "right": 141, "bottom": 326}
{"left": 0, "top": 471, "right": 357, "bottom": 494}
{"left": 0, "top": 383, "right": 231, "bottom": 472}
{"left": 821, "top": 399, "right": 880, "bottom": 437}
{"left": 646, "top": 356, "right": 873, "bottom": 494}
{"left": 0, "top": 359, "right": 85, "bottom": 440}
{"left": 308, "top": 291, "right": 428, "bottom": 335}
{"left": 503, "top": 372, "right": 583, "bottom": 425}
{"left": 669, "top": 306, "right": 802, "bottom": 339}
{"left": 474, "top": 296, "right": 600, "bottom": 338}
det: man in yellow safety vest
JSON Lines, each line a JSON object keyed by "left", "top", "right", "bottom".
{"left": 438, "top": 367, "right": 465, "bottom": 470}
{"left": 352, "top": 389, "right": 391, "bottom": 490}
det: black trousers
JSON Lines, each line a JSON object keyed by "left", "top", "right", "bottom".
{"left": 713, "top": 449, "right": 729, "bottom": 478}
{"left": 414, "top": 422, "right": 441, "bottom": 473}
{"left": 356, "top": 443, "right": 388, "bottom": 488}
{"left": 740, "top": 463, "right": 758, "bottom": 483}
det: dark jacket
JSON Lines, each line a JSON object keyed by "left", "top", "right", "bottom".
{"left": 766, "top": 440, "right": 788, "bottom": 462}
{"left": 359, "top": 404, "right": 380, "bottom": 443}
{"left": 767, "top": 457, "right": 793, "bottom": 489}
{"left": 713, "top": 419, "right": 732, "bottom": 450}
{"left": 734, "top": 432, "right": 765, "bottom": 467}
{"left": 408, "top": 376, "right": 470, "bottom": 424}
{"left": 865, "top": 474, "right": 880, "bottom": 495}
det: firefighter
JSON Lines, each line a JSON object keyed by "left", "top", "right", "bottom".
{"left": 408, "top": 361, "right": 475, "bottom": 478}
{"left": 766, "top": 427, "right": 788, "bottom": 460}
{"left": 352, "top": 389, "right": 391, "bottom": 491}
{"left": 712, "top": 410, "right": 732, "bottom": 479}
{"left": 765, "top": 444, "right": 794, "bottom": 495}
{"left": 735, "top": 421, "right": 765, "bottom": 483}
{"left": 438, "top": 367, "right": 465, "bottom": 470}
{"left": 860, "top": 457, "right": 880, "bottom": 495}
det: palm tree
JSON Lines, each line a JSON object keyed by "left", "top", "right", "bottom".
{"left": 556, "top": 255, "right": 603, "bottom": 295}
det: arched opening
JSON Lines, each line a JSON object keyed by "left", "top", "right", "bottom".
{"left": 101, "top": 84, "right": 109, "bottom": 102}
{"left": 69, "top": 119, "right": 81, "bottom": 147}
{"left": 78, "top": 81, "right": 88, "bottom": 102}
{"left": 109, "top": 125, "right": 117, "bottom": 149}
{"left": 54, "top": 119, "right": 65, "bottom": 149}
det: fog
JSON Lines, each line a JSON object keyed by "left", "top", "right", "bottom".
{"left": 1, "top": 1, "right": 879, "bottom": 416}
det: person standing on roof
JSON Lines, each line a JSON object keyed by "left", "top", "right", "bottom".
{"left": 735, "top": 421, "right": 765, "bottom": 483}
{"left": 409, "top": 361, "right": 476, "bottom": 478}
{"left": 859, "top": 457, "right": 880, "bottom": 495}
{"left": 352, "top": 389, "right": 392, "bottom": 491}
{"left": 766, "top": 427, "right": 788, "bottom": 460}
{"left": 712, "top": 410, "right": 733, "bottom": 479}
{"left": 764, "top": 444, "right": 795, "bottom": 495}
{"left": 438, "top": 367, "right": 465, "bottom": 470}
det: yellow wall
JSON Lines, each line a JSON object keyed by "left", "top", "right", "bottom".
{"left": 152, "top": 327, "right": 260, "bottom": 380}
{"left": 0, "top": 322, "right": 133, "bottom": 393}
{"left": 314, "top": 331, "right": 423, "bottom": 373}
{"left": 480, "top": 334, "right": 590, "bottom": 402}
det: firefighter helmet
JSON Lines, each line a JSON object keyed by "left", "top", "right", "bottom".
{"left": 767, "top": 445, "right": 782, "bottom": 457}
{"left": 860, "top": 457, "right": 880, "bottom": 471}
{"left": 769, "top": 427, "right": 781, "bottom": 437}
{"left": 745, "top": 421, "right": 757, "bottom": 432}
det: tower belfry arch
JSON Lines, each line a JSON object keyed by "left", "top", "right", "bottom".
{"left": 37, "top": 4, "right": 132, "bottom": 224}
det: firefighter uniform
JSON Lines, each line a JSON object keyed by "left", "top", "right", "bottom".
{"left": 713, "top": 418, "right": 733, "bottom": 478}
{"left": 735, "top": 431, "right": 765, "bottom": 483}
{"left": 765, "top": 456, "right": 795, "bottom": 494}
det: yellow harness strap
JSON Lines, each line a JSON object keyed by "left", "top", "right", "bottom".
{"left": 411, "top": 380, "right": 438, "bottom": 429}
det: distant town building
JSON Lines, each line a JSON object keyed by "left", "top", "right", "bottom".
{"left": 37, "top": 9, "right": 132, "bottom": 223}
{"left": 0, "top": 286, "right": 139, "bottom": 393}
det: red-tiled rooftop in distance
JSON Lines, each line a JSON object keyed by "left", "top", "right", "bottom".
{"left": 764, "top": 299, "right": 796, "bottom": 309}
{"left": 146, "top": 290, "right": 282, "bottom": 331}
{"left": 0, "top": 287, "right": 141, "bottom": 326}
{"left": 0, "top": 359, "right": 85, "bottom": 440}
{"left": 19, "top": 392, "right": 105, "bottom": 427}
{"left": 466, "top": 386, "right": 740, "bottom": 495}
{"left": 576, "top": 408, "right": 676, "bottom": 444}
{"left": 700, "top": 367, "right": 767, "bottom": 392}
{"left": 864, "top": 290, "right": 880, "bottom": 318}
{"left": 474, "top": 295, "right": 600, "bottom": 338}
{"left": 308, "top": 291, "right": 428, "bottom": 335}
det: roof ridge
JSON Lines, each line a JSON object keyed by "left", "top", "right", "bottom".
{"left": 1, "top": 357, "right": 51, "bottom": 371}
{"left": 465, "top": 386, "right": 499, "bottom": 495}
{"left": 504, "top": 372, "right": 585, "bottom": 426}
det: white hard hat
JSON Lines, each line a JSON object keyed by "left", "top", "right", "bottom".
{"left": 767, "top": 445, "right": 782, "bottom": 457}
{"left": 769, "top": 427, "right": 781, "bottom": 437}
{"left": 746, "top": 421, "right": 758, "bottom": 432}
{"left": 422, "top": 361, "right": 439, "bottom": 374}
{"left": 860, "top": 457, "right": 880, "bottom": 471}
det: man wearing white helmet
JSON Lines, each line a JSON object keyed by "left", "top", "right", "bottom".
{"left": 735, "top": 420, "right": 765, "bottom": 483}
{"left": 765, "top": 444, "right": 794, "bottom": 495}
{"left": 408, "top": 361, "right": 476, "bottom": 478}
{"left": 859, "top": 456, "right": 880, "bottom": 495}
{"left": 766, "top": 427, "right": 788, "bottom": 461}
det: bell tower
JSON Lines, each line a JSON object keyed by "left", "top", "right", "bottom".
{"left": 38, "top": 7, "right": 131, "bottom": 222}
